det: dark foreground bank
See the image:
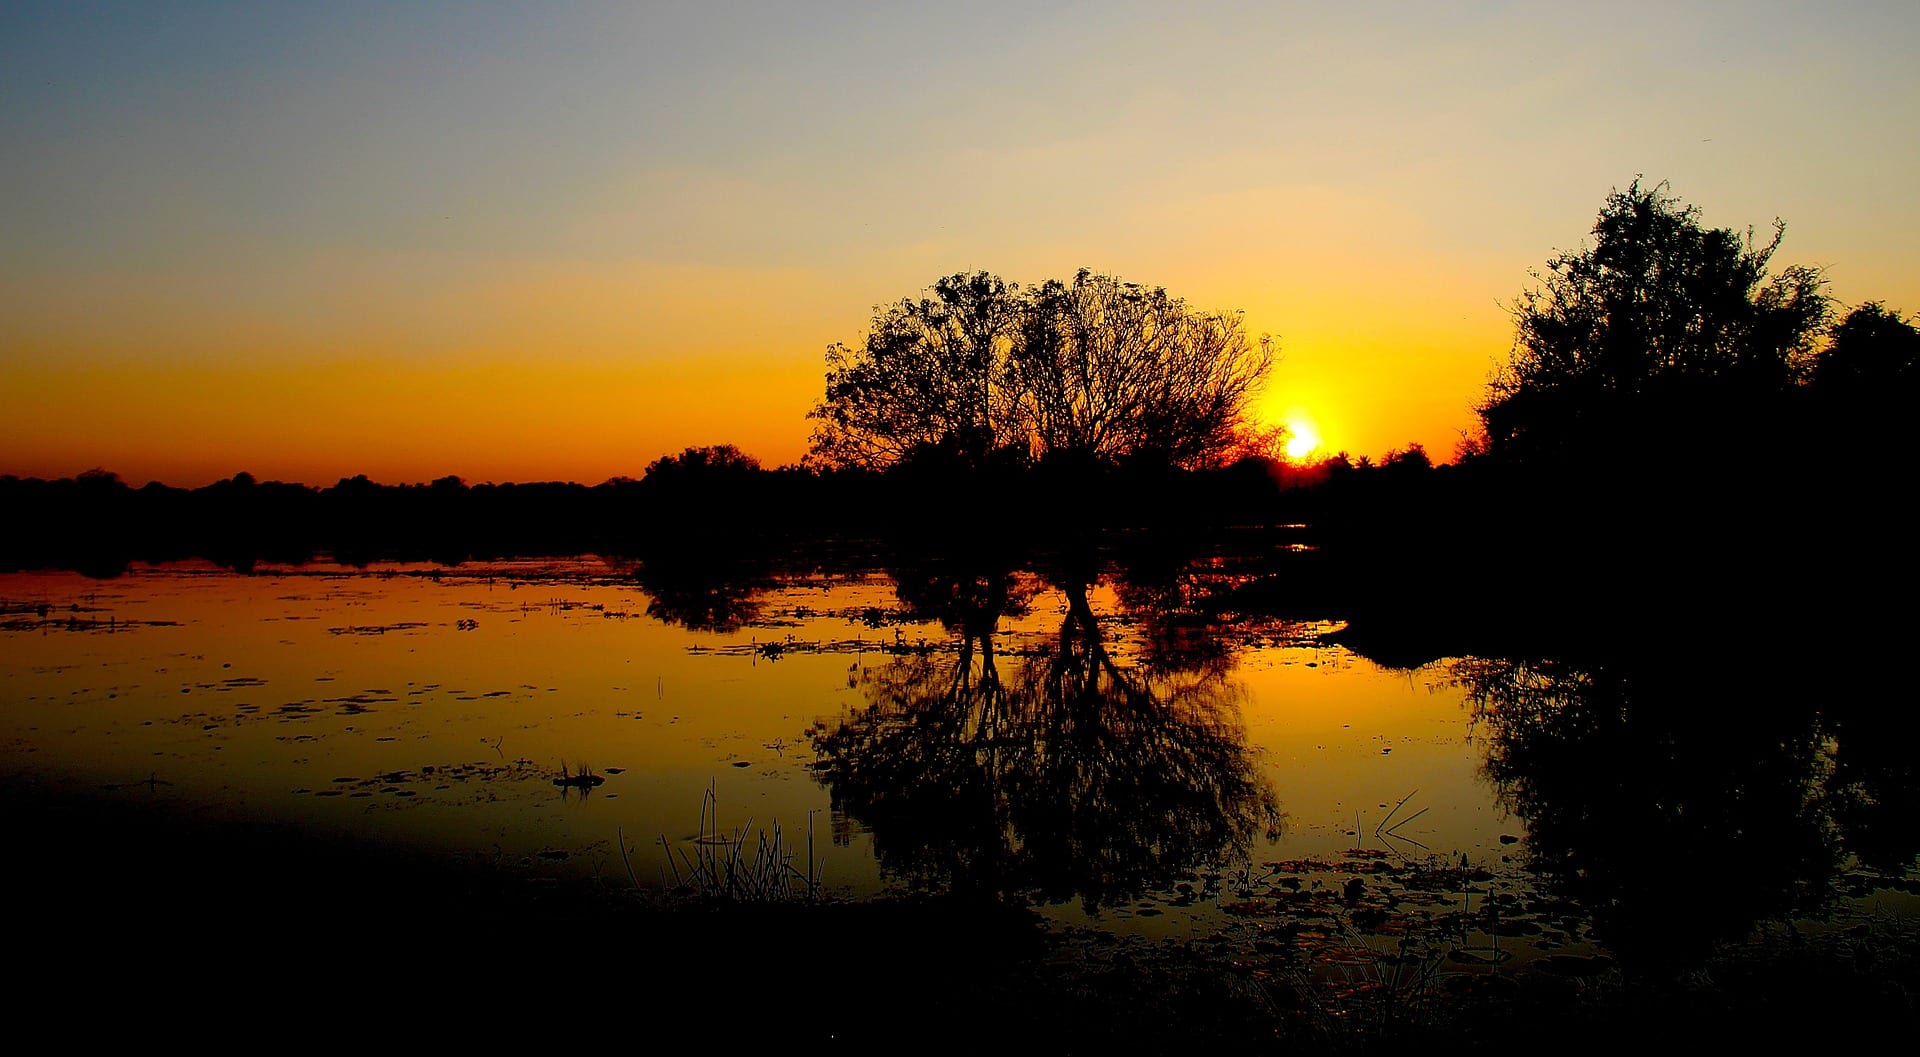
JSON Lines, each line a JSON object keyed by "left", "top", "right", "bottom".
{"left": 6, "top": 775, "right": 1914, "bottom": 1053}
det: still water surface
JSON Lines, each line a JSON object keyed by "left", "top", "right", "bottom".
{"left": 5, "top": 557, "right": 1909, "bottom": 967}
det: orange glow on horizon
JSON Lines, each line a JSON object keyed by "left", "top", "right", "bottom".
{"left": 0, "top": 354, "right": 822, "bottom": 488}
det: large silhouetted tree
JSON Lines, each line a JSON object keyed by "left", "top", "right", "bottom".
{"left": 807, "top": 270, "right": 1274, "bottom": 470}
{"left": 1477, "top": 179, "right": 1829, "bottom": 463}
{"left": 1012, "top": 270, "right": 1273, "bottom": 469}
{"left": 807, "top": 272, "right": 1024, "bottom": 468}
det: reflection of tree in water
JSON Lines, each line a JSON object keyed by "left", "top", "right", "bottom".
{"left": 811, "top": 578, "right": 1281, "bottom": 912}
{"left": 1103, "top": 534, "right": 1324, "bottom": 678}
{"left": 633, "top": 559, "right": 768, "bottom": 633}
{"left": 889, "top": 560, "right": 1035, "bottom": 640}
{"left": 1823, "top": 687, "right": 1920, "bottom": 879}
{"left": 1457, "top": 655, "right": 1920, "bottom": 968}
{"left": 1110, "top": 556, "right": 1236, "bottom": 678}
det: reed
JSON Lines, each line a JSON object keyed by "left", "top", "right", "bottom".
{"left": 657, "top": 779, "right": 822, "bottom": 903}
{"left": 1287, "top": 916, "right": 1452, "bottom": 1050}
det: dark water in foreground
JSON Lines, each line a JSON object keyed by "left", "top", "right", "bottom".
{"left": 4, "top": 557, "right": 1915, "bottom": 989}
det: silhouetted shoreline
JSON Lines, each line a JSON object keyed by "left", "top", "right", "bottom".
{"left": 6, "top": 768, "right": 1913, "bottom": 1053}
{"left": 7, "top": 441, "right": 1912, "bottom": 669}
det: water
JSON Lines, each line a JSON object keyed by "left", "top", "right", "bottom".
{"left": 4, "top": 557, "right": 1913, "bottom": 973}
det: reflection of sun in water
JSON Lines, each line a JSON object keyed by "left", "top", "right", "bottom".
{"left": 1284, "top": 418, "right": 1321, "bottom": 460}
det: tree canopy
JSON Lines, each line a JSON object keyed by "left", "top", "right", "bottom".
{"left": 808, "top": 273, "right": 1022, "bottom": 469}
{"left": 1811, "top": 301, "right": 1920, "bottom": 395}
{"left": 808, "top": 270, "right": 1273, "bottom": 471}
{"left": 1013, "top": 271, "right": 1273, "bottom": 469}
{"left": 642, "top": 444, "right": 762, "bottom": 480}
{"left": 1477, "top": 179, "right": 1829, "bottom": 462}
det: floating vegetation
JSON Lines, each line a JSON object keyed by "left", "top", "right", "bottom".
{"left": 0, "top": 608, "right": 179, "bottom": 633}
{"left": 553, "top": 761, "right": 605, "bottom": 793}
{"left": 291, "top": 759, "right": 547, "bottom": 802}
{"left": 325, "top": 622, "right": 429, "bottom": 635}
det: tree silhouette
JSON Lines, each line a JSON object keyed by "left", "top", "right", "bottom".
{"left": 631, "top": 444, "right": 765, "bottom": 547}
{"left": 1810, "top": 301, "right": 1920, "bottom": 394}
{"left": 1478, "top": 179, "right": 1829, "bottom": 463}
{"left": 808, "top": 272, "right": 1024, "bottom": 469}
{"left": 1012, "top": 270, "right": 1273, "bottom": 469}
{"left": 808, "top": 270, "right": 1275, "bottom": 471}
{"left": 642, "top": 444, "right": 761, "bottom": 479}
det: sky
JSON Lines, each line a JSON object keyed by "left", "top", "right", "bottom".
{"left": 4, "top": 1, "right": 1918, "bottom": 486}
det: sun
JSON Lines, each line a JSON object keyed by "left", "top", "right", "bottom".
{"left": 1284, "top": 418, "right": 1321, "bottom": 461}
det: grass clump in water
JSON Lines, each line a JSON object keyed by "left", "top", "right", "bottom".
{"left": 637, "top": 779, "right": 822, "bottom": 903}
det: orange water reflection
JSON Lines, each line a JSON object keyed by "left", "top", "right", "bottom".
{"left": 0, "top": 560, "right": 1512, "bottom": 913}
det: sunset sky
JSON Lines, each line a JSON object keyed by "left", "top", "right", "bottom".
{"left": 5, "top": 1, "right": 1918, "bottom": 486}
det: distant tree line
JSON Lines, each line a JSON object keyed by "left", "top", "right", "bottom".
{"left": 0, "top": 447, "right": 1337, "bottom": 576}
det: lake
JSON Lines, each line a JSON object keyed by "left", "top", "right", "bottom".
{"left": 4, "top": 555, "right": 1914, "bottom": 984}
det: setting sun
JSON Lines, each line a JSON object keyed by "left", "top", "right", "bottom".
{"left": 1284, "top": 419, "right": 1322, "bottom": 461}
